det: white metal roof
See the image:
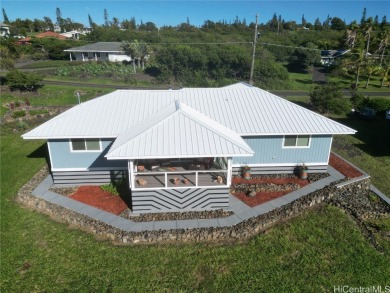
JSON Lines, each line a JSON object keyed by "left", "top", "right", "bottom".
{"left": 105, "top": 101, "right": 254, "bottom": 159}
{"left": 22, "top": 84, "right": 356, "bottom": 140}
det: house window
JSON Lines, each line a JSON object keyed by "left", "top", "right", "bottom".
{"left": 95, "top": 52, "right": 100, "bottom": 57}
{"left": 70, "top": 139, "right": 101, "bottom": 152}
{"left": 283, "top": 135, "right": 310, "bottom": 148}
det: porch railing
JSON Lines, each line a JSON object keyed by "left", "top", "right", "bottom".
{"left": 133, "top": 169, "right": 228, "bottom": 190}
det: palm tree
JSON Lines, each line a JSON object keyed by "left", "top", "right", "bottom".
{"left": 121, "top": 41, "right": 137, "bottom": 72}
{"left": 378, "top": 61, "right": 390, "bottom": 87}
{"left": 364, "top": 61, "right": 381, "bottom": 88}
{"left": 340, "top": 48, "right": 366, "bottom": 89}
{"left": 362, "top": 17, "right": 374, "bottom": 59}
{"left": 138, "top": 42, "right": 149, "bottom": 70}
{"left": 376, "top": 33, "right": 388, "bottom": 66}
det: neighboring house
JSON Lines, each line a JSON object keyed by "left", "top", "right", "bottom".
{"left": 320, "top": 49, "right": 350, "bottom": 66}
{"left": 60, "top": 30, "right": 86, "bottom": 40}
{"left": 22, "top": 83, "right": 356, "bottom": 213}
{"left": 15, "top": 31, "right": 66, "bottom": 45}
{"left": 0, "top": 22, "right": 10, "bottom": 37}
{"left": 64, "top": 42, "right": 131, "bottom": 62}
{"left": 53, "top": 24, "right": 61, "bottom": 33}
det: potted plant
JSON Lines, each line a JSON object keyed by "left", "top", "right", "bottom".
{"left": 242, "top": 165, "right": 251, "bottom": 180}
{"left": 183, "top": 178, "right": 190, "bottom": 185}
{"left": 173, "top": 177, "right": 180, "bottom": 185}
{"left": 299, "top": 163, "right": 308, "bottom": 179}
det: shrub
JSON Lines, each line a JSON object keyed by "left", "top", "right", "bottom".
{"left": 310, "top": 83, "right": 351, "bottom": 115}
{"left": 0, "top": 57, "right": 15, "bottom": 69}
{"left": 12, "top": 110, "right": 26, "bottom": 118}
{"left": 100, "top": 183, "right": 119, "bottom": 196}
{"left": 364, "top": 98, "right": 390, "bottom": 113}
{"left": 17, "top": 121, "right": 29, "bottom": 130}
{"left": 6, "top": 70, "right": 44, "bottom": 91}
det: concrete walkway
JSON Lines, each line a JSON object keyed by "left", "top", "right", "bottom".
{"left": 31, "top": 166, "right": 348, "bottom": 232}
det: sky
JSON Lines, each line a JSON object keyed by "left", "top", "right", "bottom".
{"left": 1, "top": 0, "right": 389, "bottom": 27}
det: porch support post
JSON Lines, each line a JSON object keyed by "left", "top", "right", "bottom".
{"left": 227, "top": 157, "right": 232, "bottom": 186}
{"left": 82, "top": 52, "right": 85, "bottom": 61}
{"left": 69, "top": 53, "right": 72, "bottom": 61}
{"left": 129, "top": 160, "right": 134, "bottom": 188}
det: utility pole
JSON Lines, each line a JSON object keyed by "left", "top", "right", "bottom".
{"left": 249, "top": 14, "right": 258, "bottom": 85}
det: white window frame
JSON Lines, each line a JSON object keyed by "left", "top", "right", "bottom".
{"left": 69, "top": 138, "right": 102, "bottom": 153}
{"left": 282, "top": 135, "right": 311, "bottom": 148}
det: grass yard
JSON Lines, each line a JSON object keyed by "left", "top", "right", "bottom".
{"left": 1, "top": 85, "right": 114, "bottom": 117}
{"left": 17, "top": 60, "right": 82, "bottom": 69}
{"left": 288, "top": 72, "right": 315, "bottom": 91}
{"left": 1, "top": 85, "right": 389, "bottom": 291}
{"left": 328, "top": 74, "right": 389, "bottom": 92}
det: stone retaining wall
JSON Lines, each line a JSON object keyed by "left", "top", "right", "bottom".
{"left": 15, "top": 168, "right": 389, "bottom": 245}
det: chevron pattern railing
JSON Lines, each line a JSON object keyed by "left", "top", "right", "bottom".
{"left": 132, "top": 187, "right": 229, "bottom": 213}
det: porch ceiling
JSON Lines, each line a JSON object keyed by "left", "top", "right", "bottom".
{"left": 105, "top": 101, "right": 254, "bottom": 160}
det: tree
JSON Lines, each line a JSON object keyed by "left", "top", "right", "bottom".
{"left": 43, "top": 16, "right": 54, "bottom": 31}
{"left": 6, "top": 70, "right": 44, "bottom": 91}
{"left": 288, "top": 43, "right": 321, "bottom": 73}
{"left": 364, "top": 61, "right": 381, "bottom": 88}
{"left": 363, "top": 17, "right": 374, "bottom": 58}
{"left": 340, "top": 48, "right": 365, "bottom": 89}
{"left": 104, "top": 9, "right": 110, "bottom": 27}
{"left": 314, "top": 18, "right": 322, "bottom": 30}
{"left": 88, "top": 14, "right": 95, "bottom": 27}
{"left": 360, "top": 7, "right": 367, "bottom": 27}
{"left": 330, "top": 17, "right": 346, "bottom": 31}
{"left": 323, "top": 15, "right": 331, "bottom": 30}
{"left": 2, "top": 8, "right": 9, "bottom": 24}
{"left": 56, "top": 7, "right": 63, "bottom": 29}
{"left": 122, "top": 41, "right": 137, "bottom": 71}
{"left": 301, "top": 14, "right": 307, "bottom": 27}
{"left": 309, "top": 83, "right": 351, "bottom": 115}
{"left": 378, "top": 61, "right": 390, "bottom": 87}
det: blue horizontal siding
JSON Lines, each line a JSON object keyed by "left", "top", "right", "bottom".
{"left": 48, "top": 139, "right": 127, "bottom": 169}
{"left": 233, "top": 135, "right": 332, "bottom": 165}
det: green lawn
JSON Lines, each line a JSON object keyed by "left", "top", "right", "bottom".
{"left": 288, "top": 72, "right": 315, "bottom": 91}
{"left": 328, "top": 74, "right": 389, "bottom": 92}
{"left": 17, "top": 60, "right": 82, "bottom": 69}
{"left": 1, "top": 85, "right": 114, "bottom": 117}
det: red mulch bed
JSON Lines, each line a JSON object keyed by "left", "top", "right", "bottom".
{"left": 69, "top": 186, "right": 128, "bottom": 215}
{"left": 231, "top": 177, "right": 310, "bottom": 207}
{"left": 329, "top": 153, "right": 363, "bottom": 179}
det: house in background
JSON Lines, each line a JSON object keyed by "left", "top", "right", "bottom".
{"left": 22, "top": 83, "right": 356, "bottom": 213}
{"left": 0, "top": 22, "right": 10, "bottom": 37}
{"left": 320, "top": 49, "right": 350, "bottom": 66}
{"left": 64, "top": 42, "right": 131, "bottom": 62}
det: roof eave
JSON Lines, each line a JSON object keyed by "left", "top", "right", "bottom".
{"left": 106, "top": 153, "right": 254, "bottom": 160}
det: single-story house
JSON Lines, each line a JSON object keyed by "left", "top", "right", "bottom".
{"left": 22, "top": 83, "right": 356, "bottom": 213}
{"left": 320, "top": 49, "right": 350, "bottom": 66}
{"left": 64, "top": 42, "right": 131, "bottom": 62}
